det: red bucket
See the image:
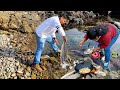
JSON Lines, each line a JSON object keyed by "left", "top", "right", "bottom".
{"left": 91, "top": 52, "right": 102, "bottom": 66}
{"left": 91, "top": 52, "right": 100, "bottom": 59}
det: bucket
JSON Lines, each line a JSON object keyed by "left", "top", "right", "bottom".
{"left": 91, "top": 52, "right": 103, "bottom": 66}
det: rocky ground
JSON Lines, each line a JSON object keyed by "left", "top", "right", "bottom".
{"left": 0, "top": 29, "right": 73, "bottom": 79}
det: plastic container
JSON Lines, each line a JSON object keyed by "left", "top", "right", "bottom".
{"left": 91, "top": 52, "right": 103, "bottom": 66}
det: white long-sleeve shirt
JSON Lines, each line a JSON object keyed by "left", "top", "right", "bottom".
{"left": 35, "top": 16, "right": 66, "bottom": 38}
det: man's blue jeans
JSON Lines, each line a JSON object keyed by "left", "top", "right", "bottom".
{"left": 104, "top": 28, "right": 120, "bottom": 62}
{"left": 33, "top": 33, "right": 59, "bottom": 64}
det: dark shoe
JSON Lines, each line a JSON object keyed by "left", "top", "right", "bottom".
{"left": 56, "top": 49, "right": 61, "bottom": 58}
{"left": 32, "top": 64, "right": 43, "bottom": 72}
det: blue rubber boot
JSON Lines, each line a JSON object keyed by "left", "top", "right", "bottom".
{"left": 103, "top": 61, "right": 111, "bottom": 73}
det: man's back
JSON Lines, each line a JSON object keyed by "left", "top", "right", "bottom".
{"left": 35, "top": 16, "right": 60, "bottom": 38}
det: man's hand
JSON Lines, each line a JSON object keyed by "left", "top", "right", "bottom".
{"left": 93, "top": 47, "right": 101, "bottom": 53}
{"left": 63, "top": 36, "right": 67, "bottom": 43}
{"left": 53, "top": 38, "right": 59, "bottom": 44}
{"left": 54, "top": 38, "right": 59, "bottom": 44}
{"left": 93, "top": 48, "right": 98, "bottom": 53}
{"left": 79, "top": 38, "right": 87, "bottom": 46}
{"left": 79, "top": 41, "right": 84, "bottom": 46}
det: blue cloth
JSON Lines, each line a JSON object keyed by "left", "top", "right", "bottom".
{"left": 104, "top": 28, "right": 120, "bottom": 62}
{"left": 33, "top": 33, "right": 59, "bottom": 64}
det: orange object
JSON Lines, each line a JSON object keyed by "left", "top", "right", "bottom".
{"left": 91, "top": 69, "right": 96, "bottom": 73}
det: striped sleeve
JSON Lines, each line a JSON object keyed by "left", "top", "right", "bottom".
{"left": 53, "top": 20, "right": 66, "bottom": 36}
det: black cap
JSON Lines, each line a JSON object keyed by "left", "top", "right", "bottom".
{"left": 87, "top": 28, "right": 97, "bottom": 39}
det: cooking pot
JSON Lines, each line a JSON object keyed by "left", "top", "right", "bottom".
{"left": 75, "top": 61, "right": 93, "bottom": 74}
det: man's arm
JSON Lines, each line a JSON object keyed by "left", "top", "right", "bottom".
{"left": 53, "top": 18, "right": 67, "bottom": 42}
{"left": 51, "top": 32, "right": 59, "bottom": 44}
{"left": 79, "top": 34, "right": 88, "bottom": 46}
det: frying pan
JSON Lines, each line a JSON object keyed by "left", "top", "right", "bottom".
{"left": 75, "top": 60, "right": 93, "bottom": 73}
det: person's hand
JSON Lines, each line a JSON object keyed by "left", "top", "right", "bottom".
{"left": 54, "top": 38, "right": 59, "bottom": 44}
{"left": 92, "top": 47, "right": 101, "bottom": 53}
{"left": 63, "top": 36, "right": 67, "bottom": 43}
{"left": 79, "top": 41, "right": 84, "bottom": 46}
{"left": 93, "top": 48, "right": 98, "bottom": 53}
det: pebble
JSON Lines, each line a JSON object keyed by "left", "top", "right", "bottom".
{"left": 17, "top": 67, "right": 24, "bottom": 74}
{"left": 17, "top": 70, "right": 23, "bottom": 74}
{"left": 21, "top": 77, "right": 25, "bottom": 79}
{"left": 10, "top": 63, "right": 13, "bottom": 67}
{"left": 10, "top": 68, "right": 15, "bottom": 73}
{"left": 8, "top": 57, "right": 14, "bottom": 62}
{"left": 27, "top": 77, "right": 31, "bottom": 79}
{"left": 11, "top": 73, "right": 16, "bottom": 77}
{"left": 14, "top": 76, "right": 17, "bottom": 79}
{"left": 15, "top": 62, "right": 19, "bottom": 66}
{"left": 2, "top": 63, "right": 6, "bottom": 66}
{"left": 26, "top": 66, "right": 31, "bottom": 72}
{"left": 25, "top": 71, "right": 31, "bottom": 77}
{"left": 4, "top": 76, "right": 8, "bottom": 79}
{"left": 6, "top": 68, "right": 10, "bottom": 72}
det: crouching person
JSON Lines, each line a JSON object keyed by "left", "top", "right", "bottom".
{"left": 79, "top": 23, "right": 120, "bottom": 71}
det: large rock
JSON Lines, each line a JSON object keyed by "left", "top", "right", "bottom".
{"left": 0, "top": 11, "right": 97, "bottom": 33}
{"left": 0, "top": 12, "right": 10, "bottom": 29}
